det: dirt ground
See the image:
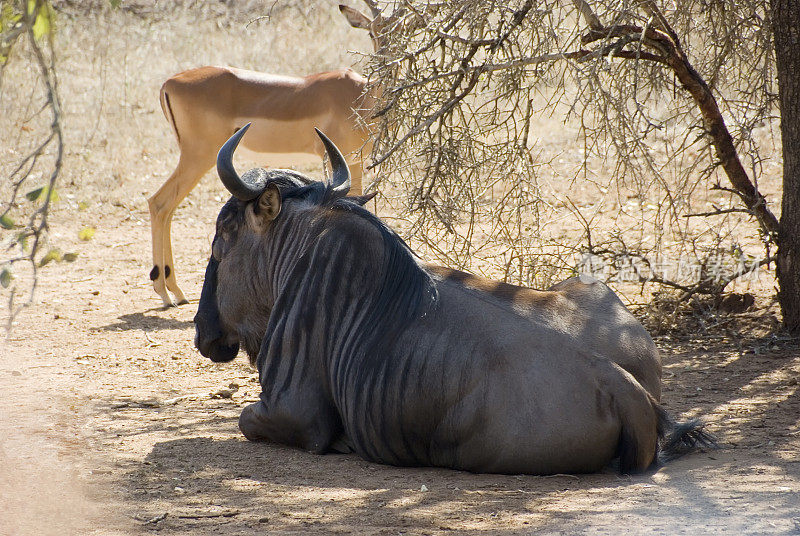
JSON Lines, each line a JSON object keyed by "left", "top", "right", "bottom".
{"left": 2, "top": 2, "right": 800, "bottom": 535}
{"left": 2, "top": 197, "right": 799, "bottom": 536}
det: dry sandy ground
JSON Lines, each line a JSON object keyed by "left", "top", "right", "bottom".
{"left": 2, "top": 2, "right": 800, "bottom": 535}
{"left": 1, "top": 161, "right": 800, "bottom": 536}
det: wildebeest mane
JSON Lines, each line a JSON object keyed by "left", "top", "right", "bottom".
{"left": 272, "top": 176, "right": 439, "bottom": 367}
{"left": 333, "top": 194, "right": 439, "bottom": 363}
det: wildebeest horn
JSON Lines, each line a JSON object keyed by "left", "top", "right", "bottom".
{"left": 217, "top": 123, "right": 264, "bottom": 201}
{"left": 315, "top": 128, "right": 351, "bottom": 195}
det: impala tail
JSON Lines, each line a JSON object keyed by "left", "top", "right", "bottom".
{"left": 159, "top": 83, "right": 180, "bottom": 143}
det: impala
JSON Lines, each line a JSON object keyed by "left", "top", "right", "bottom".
{"left": 147, "top": 2, "right": 391, "bottom": 307}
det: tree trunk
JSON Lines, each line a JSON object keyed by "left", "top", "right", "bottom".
{"left": 771, "top": 0, "right": 800, "bottom": 332}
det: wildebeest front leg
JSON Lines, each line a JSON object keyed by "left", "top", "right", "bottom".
{"left": 329, "top": 433, "right": 354, "bottom": 454}
{"left": 238, "top": 394, "right": 341, "bottom": 455}
{"left": 241, "top": 291, "right": 345, "bottom": 454}
{"left": 238, "top": 400, "right": 274, "bottom": 442}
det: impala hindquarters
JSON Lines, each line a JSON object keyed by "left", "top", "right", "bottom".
{"left": 148, "top": 64, "right": 375, "bottom": 306}
{"left": 148, "top": 1, "right": 423, "bottom": 306}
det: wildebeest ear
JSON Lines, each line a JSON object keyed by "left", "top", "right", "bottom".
{"left": 246, "top": 184, "right": 281, "bottom": 232}
{"left": 339, "top": 5, "right": 372, "bottom": 29}
{"left": 349, "top": 192, "right": 377, "bottom": 206}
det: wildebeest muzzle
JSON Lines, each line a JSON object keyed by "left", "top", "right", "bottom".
{"left": 194, "top": 257, "right": 240, "bottom": 362}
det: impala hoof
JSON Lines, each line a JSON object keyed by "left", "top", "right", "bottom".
{"left": 156, "top": 292, "right": 177, "bottom": 308}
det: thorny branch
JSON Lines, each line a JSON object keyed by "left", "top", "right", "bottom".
{"left": 577, "top": 0, "right": 780, "bottom": 242}
{"left": 370, "top": 0, "right": 533, "bottom": 168}
{"left": 365, "top": 0, "right": 777, "bottom": 300}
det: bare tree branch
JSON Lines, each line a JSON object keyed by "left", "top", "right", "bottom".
{"left": 364, "top": 0, "right": 777, "bottom": 300}
{"left": 572, "top": 0, "right": 602, "bottom": 31}
{"left": 1, "top": 0, "right": 63, "bottom": 329}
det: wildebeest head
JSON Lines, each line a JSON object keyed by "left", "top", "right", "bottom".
{"left": 193, "top": 124, "right": 373, "bottom": 364}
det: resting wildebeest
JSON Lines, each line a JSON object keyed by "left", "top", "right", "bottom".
{"left": 194, "top": 124, "right": 713, "bottom": 474}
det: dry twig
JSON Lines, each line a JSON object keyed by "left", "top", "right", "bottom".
{"left": 1, "top": 0, "right": 63, "bottom": 329}
{"left": 363, "top": 0, "right": 776, "bottom": 300}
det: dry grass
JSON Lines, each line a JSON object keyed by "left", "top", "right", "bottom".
{"left": 1, "top": 4, "right": 798, "bottom": 535}
{"left": 2, "top": 0, "right": 371, "bottom": 205}
{"left": 1, "top": 0, "right": 372, "bottom": 309}
{"left": 1, "top": 1, "right": 784, "bottom": 316}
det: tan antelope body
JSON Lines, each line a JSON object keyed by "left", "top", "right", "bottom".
{"left": 148, "top": 4, "right": 387, "bottom": 306}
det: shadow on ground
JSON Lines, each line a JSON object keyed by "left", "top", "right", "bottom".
{"left": 124, "top": 433, "right": 787, "bottom": 534}
{"left": 93, "top": 311, "right": 194, "bottom": 332}
{"left": 108, "top": 336, "right": 800, "bottom": 534}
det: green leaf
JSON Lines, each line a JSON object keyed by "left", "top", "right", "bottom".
{"left": 78, "top": 227, "right": 95, "bottom": 241}
{"left": 0, "top": 268, "right": 13, "bottom": 288}
{"left": 25, "top": 185, "right": 58, "bottom": 204}
{"left": 63, "top": 252, "right": 78, "bottom": 262}
{"left": 0, "top": 5, "right": 22, "bottom": 66}
{"left": 25, "top": 187, "right": 44, "bottom": 201}
{"left": 77, "top": 201, "right": 89, "bottom": 211}
{"left": 39, "top": 247, "right": 62, "bottom": 266}
{"left": 1, "top": 5, "right": 22, "bottom": 33}
{"left": 16, "top": 232, "right": 29, "bottom": 252}
{"left": 109, "top": 0, "right": 121, "bottom": 7}
{"left": 29, "top": 0, "right": 54, "bottom": 41}
{"left": 0, "top": 214, "right": 14, "bottom": 229}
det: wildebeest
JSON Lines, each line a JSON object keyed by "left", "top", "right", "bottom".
{"left": 194, "top": 124, "right": 713, "bottom": 474}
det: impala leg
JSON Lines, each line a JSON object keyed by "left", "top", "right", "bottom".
{"left": 348, "top": 160, "right": 364, "bottom": 196}
{"left": 162, "top": 214, "right": 188, "bottom": 305}
{"left": 349, "top": 136, "right": 374, "bottom": 196}
{"left": 148, "top": 153, "right": 214, "bottom": 307}
{"left": 148, "top": 197, "right": 172, "bottom": 307}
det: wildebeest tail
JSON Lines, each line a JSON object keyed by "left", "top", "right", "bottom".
{"left": 651, "top": 395, "right": 717, "bottom": 464}
{"left": 602, "top": 361, "right": 661, "bottom": 474}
